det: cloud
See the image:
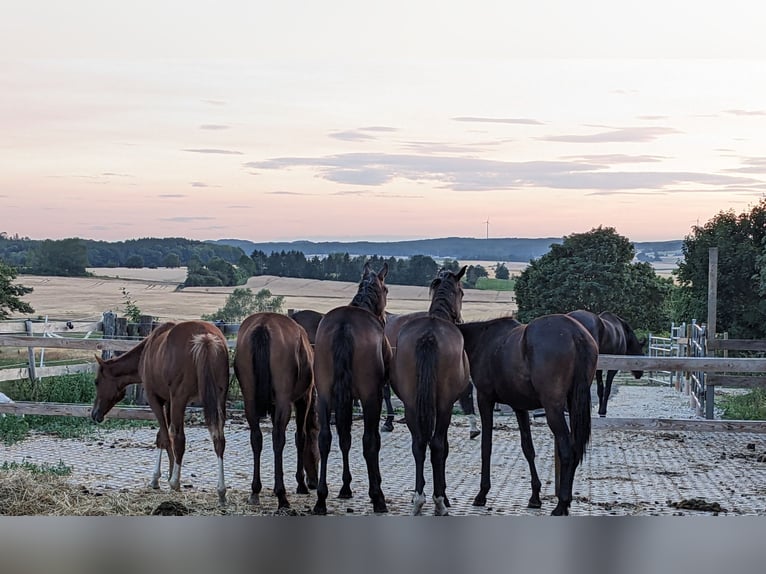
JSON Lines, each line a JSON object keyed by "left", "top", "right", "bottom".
{"left": 723, "top": 157, "right": 766, "bottom": 174}
{"left": 637, "top": 115, "right": 668, "bottom": 120}
{"left": 101, "top": 172, "right": 132, "bottom": 177}
{"left": 561, "top": 154, "right": 666, "bottom": 165}
{"left": 359, "top": 126, "right": 397, "bottom": 133}
{"left": 540, "top": 126, "right": 680, "bottom": 143}
{"left": 246, "top": 152, "right": 759, "bottom": 193}
{"left": 190, "top": 181, "right": 221, "bottom": 188}
{"left": 265, "top": 191, "right": 311, "bottom": 196}
{"left": 725, "top": 109, "right": 766, "bottom": 116}
{"left": 160, "top": 216, "right": 216, "bottom": 222}
{"left": 452, "top": 116, "right": 543, "bottom": 125}
{"left": 200, "top": 124, "right": 230, "bottom": 130}
{"left": 402, "top": 141, "right": 501, "bottom": 154}
{"left": 183, "top": 148, "right": 243, "bottom": 155}
{"left": 158, "top": 194, "right": 186, "bottom": 198}
{"left": 329, "top": 130, "right": 376, "bottom": 142}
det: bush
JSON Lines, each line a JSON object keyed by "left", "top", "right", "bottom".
{"left": 11, "top": 373, "right": 95, "bottom": 403}
{"left": 718, "top": 388, "right": 766, "bottom": 420}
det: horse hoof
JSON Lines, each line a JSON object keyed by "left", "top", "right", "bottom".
{"left": 381, "top": 421, "right": 394, "bottom": 433}
{"left": 338, "top": 486, "right": 352, "bottom": 499}
{"left": 278, "top": 500, "right": 291, "bottom": 510}
{"left": 248, "top": 494, "right": 260, "bottom": 505}
{"left": 312, "top": 503, "right": 327, "bottom": 515}
{"left": 296, "top": 484, "right": 309, "bottom": 495}
{"left": 217, "top": 493, "right": 227, "bottom": 507}
{"left": 472, "top": 496, "right": 487, "bottom": 507}
{"left": 373, "top": 502, "right": 389, "bottom": 514}
{"left": 527, "top": 498, "right": 542, "bottom": 509}
{"left": 469, "top": 430, "right": 481, "bottom": 440}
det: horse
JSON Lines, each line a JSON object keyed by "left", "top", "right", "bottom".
{"left": 384, "top": 310, "right": 479, "bottom": 439}
{"left": 233, "top": 312, "right": 319, "bottom": 509}
{"left": 567, "top": 310, "right": 645, "bottom": 417}
{"left": 458, "top": 314, "right": 598, "bottom": 516}
{"left": 389, "top": 266, "right": 471, "bottom": 515}
{"left": 289, "top": 309, "right": 323, "bottom": 345}
{"left": 91, "top": 320, "right": 230, "bottom": 505}
{"left": 312, "top": 261, "right": 393, "bottom": 515}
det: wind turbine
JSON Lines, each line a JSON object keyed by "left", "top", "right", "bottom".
{"left": 484, "top": 218, "right": 489, "bottom": 240}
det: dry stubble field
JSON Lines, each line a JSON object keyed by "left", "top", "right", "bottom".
{"left": 16, "top": 266, "right": 516, "bottom": 323}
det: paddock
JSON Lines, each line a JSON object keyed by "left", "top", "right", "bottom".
{"left": 3, "top": 382, "right": 765, "bottom": 516}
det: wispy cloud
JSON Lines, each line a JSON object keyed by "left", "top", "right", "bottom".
{"left": 158, "top": 194, "right": 186, "bottom": 198}
{"left": 160, "top": 216, "right": 216, "bottom": 222}
{"left": 191, "top": 181, "right": 221, "bottom": 188}
{"left": 329, "top": 130, "right": 376, "bottom": 142}
{"left": 183, "top": 148, "right": 243, "bottom": 155}
{"left": 452, "top": 116, "right": 543, "bottom": 125}
{"left": 540, "top": 126, "right": 680, "bottom": 143}
{"left": 725, "top": 109, "right": 766, "bottom": 116}
{"left": 359, "top": 126, "right": 397, "bottom": 132}
{"left": 246, "top": 152, "right": 757, "bottom": 192}
{"left": 723, "top": 157, "right": 766, "bottom": 174}
{"left": 200, "top": 124, "right": 230, "bottom": 130}
{"left": 561, "top": 154, "right": 666, "bottom": 165}
{"left": 101, "top": 172, "right": 133, "bottom": 177}
{"left": 266, "top": 191, "right": 311, "bottom": 196}
{"left": 637, "top": 115, "right": 668, "bottom": 121}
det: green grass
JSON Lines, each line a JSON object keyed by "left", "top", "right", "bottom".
{"left": 0, "top": 414, "right": 154, "bottom": 445}
{"left": 718, "top": 388, "right": 766, "bottom": 420}
{"left": 474, "top": 277, "right": 515, "bottom": 291}
{"left": 0, "top": 459, "right": 73, "bottom": 476}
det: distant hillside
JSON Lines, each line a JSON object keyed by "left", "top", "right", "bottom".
{"left": 210, "top": 237, "right": 684, "bottom": 263}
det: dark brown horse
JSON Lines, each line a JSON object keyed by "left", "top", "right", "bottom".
{"left": 385, "top": 310, "right": 479, "bottom": 438}
{"left": 312, "top": 262, "right": 392, "bottom": 515}
{"left": 91, "top": 320, "right": 230, "bottom": 505}
{"left": 390, "top": 266, "right": 470, "bottom": 515}
{"left": 567, "top": 310, "right": 645, "bottom": 417}
{"left": 234, "top": 312, "right": 319, "bottom": 509}
{"left": 458, "top": 314, "right": 598, "bottom": 515}
{"left": 290, "top": 309, "right": 323, "bottom": 345}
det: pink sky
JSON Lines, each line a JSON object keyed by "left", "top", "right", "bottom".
{"left": 2, "top": 2, "right": 765, "bottom": 243}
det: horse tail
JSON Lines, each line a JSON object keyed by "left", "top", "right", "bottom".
{"left": 191, "top": 332, "right": 228, "bottom": 433}
{"left": 415, "top": 332, "right": 438, "bottom": 442}
{"left": 251, "top": 325, "right": 273, "bottom": 419}
{"left": 568, "top": 332, "right": 596, "bottom": 466}
{"left": 332, "top": 323, "right": 354, "bottom": 431}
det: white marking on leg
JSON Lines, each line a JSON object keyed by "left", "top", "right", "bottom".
{"left": 169, "top": 461, "right": 181, "bottom": 491}
{"left": 433, "top": 495, "right": 449, "bottom": 516}
{"left": 216, "top": 456, "right": 226, "bottom": 505}
{"left": 150, "top": 449, "right": 162, "bottom": 489}
{"left": 412, "top": 492, "right": 426, "bottom": 516}
{"left": 468, "top": 414, "right": 478, "bottom": 432}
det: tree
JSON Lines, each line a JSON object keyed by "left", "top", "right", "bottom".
{"left": 29, "top": 238, "right": 89, "bottom": 276}
{"left": 201, "top": 288, "right": 285, "bottom": 323}
{"left": 125, "top": 254, "right": 144, "bottom": 268}
{"left": 675, "top": 199, "right": 766, "bottom": 338}
{"left": 494, "top": 263, "right": 510, "bottom": 280}
{"left": 0, "top": 259, "right": 35, "bottom": 318}
{"left": 514, "top": 226, "right": 673, "bottom": 331}
{"left": 163, "top": 252, "right": 181, "bottom": 268}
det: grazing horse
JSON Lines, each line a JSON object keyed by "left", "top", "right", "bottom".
{"left": 385, "top": 310, "right": 479, "bottom": 439}
{"left": 458, "top": 314, "right": 598, "bottom": 516}
{"left": 567, "top": 310, "right": 645, "bottom": 417}
{"left": 390, "top": 266, "right": 471, "bottom": 515}
{"left": 91, "top": 320, "right": 230, "bottom": 505}
{"left": 312, "top": 262, "right": 393, "bottom": 515}
{"left": 234, "top": 312, "right": 319, "bottom": 509}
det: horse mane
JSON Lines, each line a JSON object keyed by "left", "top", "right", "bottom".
{"left": 427, "top": 270, "right": 464, "bottom": 323}
{"left": 349, "top": 264, "right": 388, "bottom": 322}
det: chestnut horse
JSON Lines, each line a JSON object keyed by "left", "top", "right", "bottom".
{"left": 385, "top": 308, "right": 479, "bottom": 438}
{"left": 234, "top": 312, "right": 319, "bottom": 509}
{"left": 458, "top": 314, "right": 598, "bottom": 515}
{"left": 312, "top": 262, "right": 392, "bottom": 515}
{"left": 290, "top": 309, "right": 323, "bottom": 345}
{"left": 567, "top": 310, "right": 645, "bottom": 417}
{"left": 389, "top": 266, "right": 470, "bottom": 515}
{"left": 91, "top": 320, "right": 230, "bottom": 505}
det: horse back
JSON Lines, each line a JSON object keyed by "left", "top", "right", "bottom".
{"left": 384, "top": 311, "right": 429, "bottom": 350}
{"left": 314, "top": 306, "right": 388, "bottom": 398}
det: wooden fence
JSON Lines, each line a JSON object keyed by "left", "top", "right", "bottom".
{"left": 2, "top": 313, "right": 766, "bottom": 432}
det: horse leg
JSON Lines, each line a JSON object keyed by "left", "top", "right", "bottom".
{"left": 337, "top": 397, "right": 354, "bottom": 500}
{"left": 545, "top": 409, "right": 576, "bottom": 516}
{"left": 272, "top": 401, "right": 291, "bottom": 509}
{"left": 406, "top": 404, "right": 427, "bottom": 515}
{"left": 146, "top": 396, "right": 170, "bottom": 489}
{"left": 312, "top": 395, "right": 332, "bottom": 515}
{"left": 210, "top": 389, "right": 227, "bottom": 507}
{"left": 294, "top": 395, "right": 311, "bottom": 494}
{"left": 459, "top": 383, "right": 480, "bottom": 439}
{"left": 361, "top": 395, "right": 388, "bottom": 513}
{"left": 243, "top": 398, "right": 263, "bottom": 505}
{"left": 472, "top": 391, "right": 495, "bottom": 506}
{"left": 167, "top": 400, "right": 187, "bottom": 492}
{"left": 381, "top": 383, "right": 395, "bottom": 432}
{"left": 430, "top": 410, "right": 451, "bottom": 516}
{"left": 595, "top": 370, "right": 606, "bottom": 417}
{"left": 514, "top": 409, "right": 542, "bottom": 508}
{"left": 601, "top": 370, "right": 617, "bottom": 417}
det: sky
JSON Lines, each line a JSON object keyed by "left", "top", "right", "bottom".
{"left": 2, "top": 1, "right": 766, "bottom": 244}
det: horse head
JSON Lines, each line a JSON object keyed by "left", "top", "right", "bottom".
{"left": 90, "top": 355, "right": 129, "bottom": 423}
{"left": 428, "top": 265, "right": 467, "bottom": 323}
{"left": 351, "top": 261, "right": 389, "bottom": 322}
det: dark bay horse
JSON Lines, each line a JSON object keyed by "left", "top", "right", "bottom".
{"left": 390, "top": 266, "right": 470, "bottom": 515}
{"left": 567, "top": 310, "right": 645, "bottom": 417}
{"left": 312, "top": 262, "right": 393, "bottom": 515}
{"left": 458, "top": 314, "right": 598, "bottom": 516}
{"left": 290, "top": 309, "right": 323, "bottom": 345}
{"left": 91, "top": 320, "right": 230, "bottom": 505}
{"left": 234, "top": 312, "right": 319, "bottom": 509}
{"left": 385, "top": 310, "right": 479, "bottom": 439}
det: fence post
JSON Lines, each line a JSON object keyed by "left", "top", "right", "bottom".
{"left": 24, "top": 319, "right": 37, "bottom": 382}
{"left": 138, "top": 315, "right": 154, "bottom": 338}
{"left": 705, "top": 384, "right": 715, "bottom": 420}
{"left": 102, "top": 311, "right": 116, "bottom": 360}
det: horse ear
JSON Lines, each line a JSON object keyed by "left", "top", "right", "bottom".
{"left": 363, "top": 261, "right": 372, "bottom": 276}
{"left": 456, "top": 265, "right": 468, "bottom": 281}
{"left": 378, "top": 262, "right": 388, "bottom": 280}
{"left": 95, "top": 355, "right": 105, "bottom": 366}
